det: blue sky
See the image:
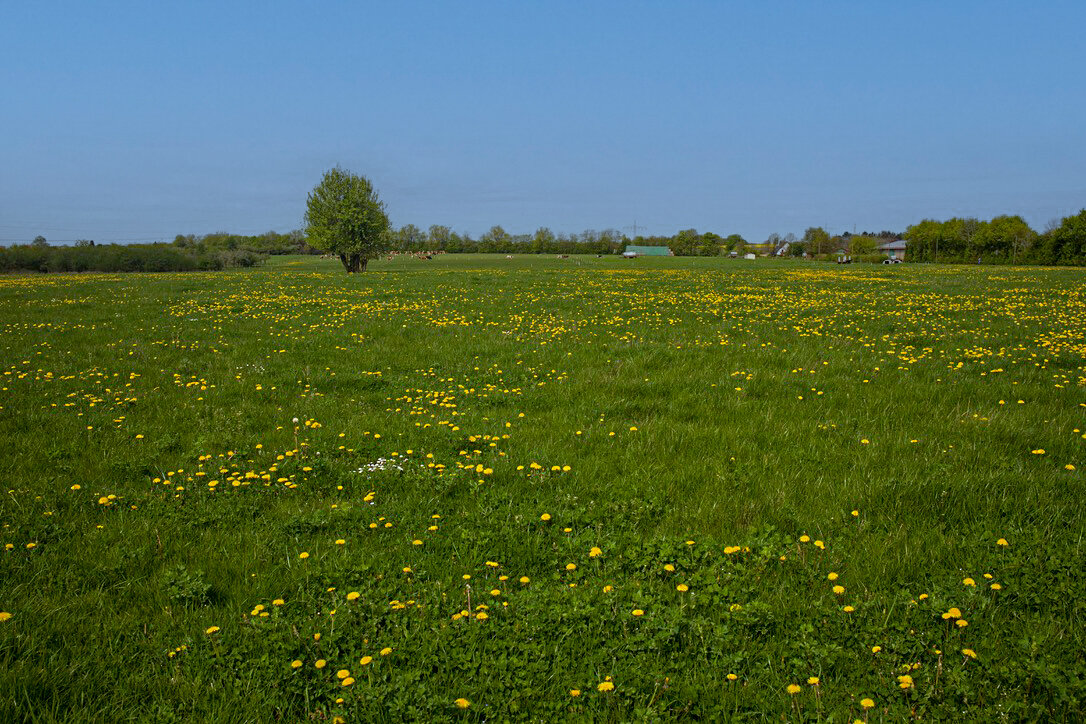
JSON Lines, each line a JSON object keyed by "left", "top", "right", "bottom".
{"left": 2, "top": 1, "right": 1084, "bottom": 244}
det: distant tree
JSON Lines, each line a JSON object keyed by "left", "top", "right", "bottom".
{"left": 531, "top": 227, "right": 555, "bottom": 254}
{"left": 849, "top": 235, "right": 879, "bottom": 255}
{"left": 723, "top": 234, "right": 745, "bottom": 251}
{"left": 32, "top": 235, "right": 48, "bottom": 248}
{"left": 1035, "top": 209, "right": 1086, "bottom": 265}
{"left": 802, "top": 227, "right": 831, "bottom": 256}
{"left": 427, "top": 225, "right": 452, "bottom": 250}
{"left": 304, "top": 167, "right": 390, "bottom": 273}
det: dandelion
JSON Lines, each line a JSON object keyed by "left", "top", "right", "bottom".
{"left": 727, "top": 673, "right": 738, "bottom": 681}
{"left": 807, "top": 676, "right": 819, "bottom": 685}
{"left": 291, "top": 659, "right": 302, "bottom": 669}
{"left": 997, "top": 538, "right": 1009, "bottom": 547}
{"left": 598, "top": 681, "right": 614, "bottom": 692}
{"left": 832, "top": 585, "right": 845, "bottom": 595}
{"left": 336, "top": 669, "right": 351, "bottom": 679}
{"left": 861, "top": 697, "right": 875, "bottom": 709}
{"left": 0, "top": 612, "right": 12, "bottom": 623}
{"left": 380, "top": 647, "right": 392, "bottom": 656}
{"left": 347, "top": 591, "right": 360, "bottom": 601}
{"left": 1031, "top": 449, "right": 1045, "bottom": 455}
{"left": 851, "top": 510, "right": 859, "bottom": 517}
{"left": 565, "top": 563, "right": 577, "bottom": 571}
{"left": 455, "top": 698, "right": 470, "bottom": 708}
{"left": 632, "top": 609, "right": 644, "bottom": 617}
{"left": 676, "top": 584, "right": 689, "bottom": 592}
{"left": 827, "top": 572, "right": 839, "bottom": 581}
{"left": 570, "top": 689, "right": 581, "bottom": 697}
{"left": 799, "top": 535, "right": 810, "bottom": 543}
{"left": 991, "top": 582, "right": 1002, "bottom": 590}
{"left": 315, "top": 659, "right": 326, "bottom": 669}
{"left": 519, "top": 576, "right": 530, "bottom": 584}
{"left": 963, "top": 577, "right": 976, "bottom": 586}
{"left": 962, "top": 648, "right": 977, "bottom": 659}
{"left": 663, "top": 563, "right": 675, "bottom": 572}
{"left": 341, "top": 677, "right": 354, "bottom": 687}
{"left": 843, "top": 605, "right": 855, "bottom": 613}
{"left": 360, "top": 656, "right": 373, "bottom": 665}
{"left": 897, "top": 674, "right": 913, "bottom": 689}
{"left": 540, "top": 513, "right": 551, "bottom": 521}
{"left": 204, "top": 626, "right": 220, "bottom": 635}
{"left": 871, "top": 646, "right": 881, "bottom": 654}
{"left": 589, "top": 546, "right": 602, "bottom": 557}
{"left": 787, "top": 684, "right": 801, "bottom": 694}
{"left": 298, "top": 552, "right": 310, "bottom": 559}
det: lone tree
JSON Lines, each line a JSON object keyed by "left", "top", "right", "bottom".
{"left": 304, "top": 167, "right": 390, "bottom": 273}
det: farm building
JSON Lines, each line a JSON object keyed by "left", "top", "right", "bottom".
{"left": 878, "top": 239, "right": 907, "bottom": 260}
{"left": 622, "top": 245, "right": 672, "bottom": 257}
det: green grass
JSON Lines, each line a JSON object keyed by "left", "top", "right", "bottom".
{"left": 1, "top": 254, "right": 1084, "bottom": 721}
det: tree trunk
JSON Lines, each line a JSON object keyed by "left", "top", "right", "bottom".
{"left": 339, "top": 253, "right": 365, "bottom": 273}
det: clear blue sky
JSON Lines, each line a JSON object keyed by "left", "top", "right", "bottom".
{"left": 2, "top": 1, "right": 1084, "bottom": 244}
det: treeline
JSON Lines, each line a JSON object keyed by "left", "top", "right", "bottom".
{"left": 388, "top": 225, "right": 627, "bottom": 255}
{"left": 903, "top": 211, "right": 1086, "bottom": 265}
{"left": 0, "top": 238, "right": 266, "bottom": 273}
{"left": 171, "top": 230, "right": 320, "bottom": 256}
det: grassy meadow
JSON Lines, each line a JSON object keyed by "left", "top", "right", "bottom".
{"left": 1, "top": 253, "right": 1085, "bottom": 721}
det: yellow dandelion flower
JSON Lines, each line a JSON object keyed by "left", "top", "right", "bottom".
{"left": 315, "top": 659, "right": 326, "bottom": 669}
{"left": 598, "top": 681, "right": 614, "bottom": 692}
{"left": 589, "top": 546, "right": 602, "bottom": 557}
{"left": 204, "top": 626, "right": 220, "bottom": 635}
{"left": 861, "top": 697, "right": 875, "bottom": 709}
{"left": 676, "top": 584, "right": 689, "bottom": 592}
{"left": 290, "top": 659, "right": 302, "bottom": 669}
{"left": 455, "top": 698, "right": 470, "bottom": 708}
{"left": 786, "top": 684, "right": 801, "bottom": 694}
{"left": 632, "top": 609, "right": 644, "bottom": 617}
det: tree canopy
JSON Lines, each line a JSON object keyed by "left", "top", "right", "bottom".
{"left": 304, "top": 168, "right": 390, "bottom": 273}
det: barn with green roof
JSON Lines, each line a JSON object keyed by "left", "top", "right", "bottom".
{"left": 622, "top": 245, "right": 672, "bottom": 257}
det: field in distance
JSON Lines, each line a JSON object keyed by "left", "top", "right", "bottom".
{"left": 1, "top": 254, "right": 1084, "bottom": 721}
